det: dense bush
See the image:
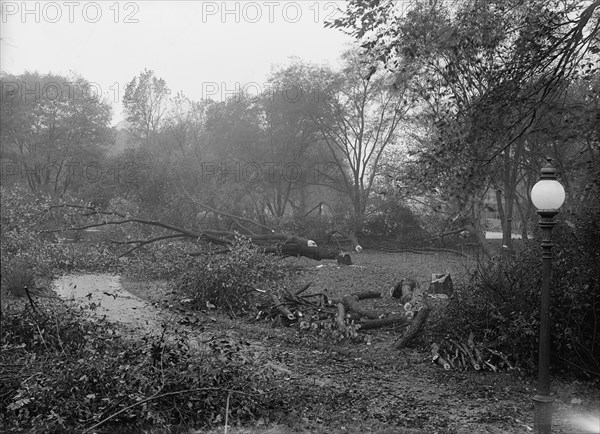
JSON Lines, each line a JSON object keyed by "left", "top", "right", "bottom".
{"left": 362, "top": 199, "right": 427, "bottom": 245}
{"left": 0, "top": 186, "right": 120, "bottom": 282}
{"left": 0, "top": 301, "right": 278, "bottom": 433}
{"left": 175, "top": 235, "right": 288, "bottom": 312}
{"left": 435, "top": 199, "right": 600, "bottom": 378}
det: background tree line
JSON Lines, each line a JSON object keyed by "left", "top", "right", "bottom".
{"left": 2, "top": 0, "right": 599, "bottom": 255}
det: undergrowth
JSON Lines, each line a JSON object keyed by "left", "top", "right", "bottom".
{"left": 175, "top": 235, "right": 290, "bottom": 312}
{"left": 433, "top": 200, "right": 600, "bottom": 379}
{"left": 0, "top": 300, "right": 280, "bottom": 433}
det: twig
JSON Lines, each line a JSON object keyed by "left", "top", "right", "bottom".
{"left": 295, "top": 282, "right": 313, "bottom": 296}
{"left": 45, "top": 203, "right": 127, "bottom": 218}
{"left": 43, "top": 218, "right": 199, "bottom": 239}
{"left": 83, "top": 388, "right": 254, "bottom": 433}
{"left": 181, "top": 190, "right": 276, "bottom": 233}
{"left": 114, "top": 234, "right": 188, "bottom": 257}
{"left": 224, "top": 391, "right": 231, "bottom": 434}
{"left": 23, "top": 286, "right": 37, "bottom": 312}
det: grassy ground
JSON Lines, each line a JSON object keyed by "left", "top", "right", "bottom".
{"left": 120, "top": 250, "right": 599, "bottom": 434}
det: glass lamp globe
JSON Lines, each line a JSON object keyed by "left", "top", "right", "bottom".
{"left": 531, "top": 157, "right": 566, "bottom": 211}
{"left": 531, "top": 180, "right": 565, "bottom": 210}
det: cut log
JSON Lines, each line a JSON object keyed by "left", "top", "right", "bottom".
{"left": 391, "top": 278, "right": 417, "bottom": 304}
{"left": 299, "top": 320, "right": 311, "bottom": 330}
{"left": 268, "top": 292, "right": 295, "bottom": 321}
{"left": 450, "top": 339, "right": 480, "bottom": 370}
{"left": 328, "top": 292, "right": 381, "bottom": 320}
{"left": 353, "top": 291, "right": 381, "bottom": 301}
{"left": 394, "top": 306, "right": 430, "bottom": 349}
{"left": 356, "top": 315, "right": 408, "bottom": 331}
{"left": 341, "top": 294, "right": 380, "bottom": 319}
{"left": 335, "top": 303, "right": 347, "bottom": 331}
{"left": 346, "top": 312, "right": 362, "bottom": 322}
{"left": 431, "top": 343, "right": 451, "bottom": 370}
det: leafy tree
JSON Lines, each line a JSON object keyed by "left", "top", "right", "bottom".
{"left": 198, "top": 66, "right": 328, "bottom": 224}
{"left": 256, "top": 61, "right": 328, "bottom": 218}
{"left": 163, "top": 92, "right": 207, "bottom": 159}
{"left": 327, "top": 0, "right": 600, "bottom": 255}
{"left": 122, "top": 69, "right": 170, "bottom": 148}
{"left": 0, "top": 72, "right": 113, "bottom": 195}
{"left": 307, "top": 50, "right": 412, "bottom": 245}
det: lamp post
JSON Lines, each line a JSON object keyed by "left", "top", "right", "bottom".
{"left": 530, "top": 157, "right": 565, "bottom": 434}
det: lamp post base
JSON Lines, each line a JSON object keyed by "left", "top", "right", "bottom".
{"left": 533, "top": 394, "right": 554, "bottom": 434}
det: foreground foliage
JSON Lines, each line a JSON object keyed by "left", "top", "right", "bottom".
{"left": 0, "top": 186, "right": 120, "bottom": 284}
{"left": 436, "top": 199, "right": 600, "bottom": 378}
{"left": 0, "top": 301, "right": 277, "bottom": 433}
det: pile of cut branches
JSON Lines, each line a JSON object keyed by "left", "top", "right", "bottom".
{"left": 256, "top": 283, "right": 430, "bottom": 348}
{"left": 430, "top": 332, "right": 517, "bottom": 372}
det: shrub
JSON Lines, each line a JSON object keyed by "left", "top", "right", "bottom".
{"left": 175, "top": 235, "right": 288, "bottom": 312}
{"left": 362, "top": 200, "right": 425, "bottom": 242}
{"left": 434, "top": 199, "right": 600, "bottom": 378}
{"left": 1, "top": 258, "right": 37, "bottom": 297}
{"left": 122, "top": 239, "right": 196, "bottom": 280}
{"left": 0, "top": 185, "right": 120, "bottom": 280}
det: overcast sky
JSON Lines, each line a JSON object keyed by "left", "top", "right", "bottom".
{"left": 1, "top": 1, "right": 355, "bottom": 124}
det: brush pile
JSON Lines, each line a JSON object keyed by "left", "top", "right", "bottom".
{"left": 431, "top": 332, "right": 516, "bottom": 372}
{"left": 255, "top": 277, "right": 440, "bottom": 349}
{"left": 255, "top": 283, "right": 413, "bottom": 334}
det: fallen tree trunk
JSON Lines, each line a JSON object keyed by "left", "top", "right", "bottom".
{"left": 356, "top": 315, "right": 408, "bottom": 331}
{"left": 394, "top": 306, "right": 430, "bottom": 349}
{"left": 281, "top": 238, "right": 341, "bottom": 260}
{"left": 44, "top": 203, "right": 345, "bottom": 262}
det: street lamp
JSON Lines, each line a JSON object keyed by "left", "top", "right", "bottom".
{"left": 530, "top": 157, "right": 565, "bottom": 434}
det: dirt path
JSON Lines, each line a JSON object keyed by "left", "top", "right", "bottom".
{"left": 53, "top": 273, "right": 167, "bottom": 334}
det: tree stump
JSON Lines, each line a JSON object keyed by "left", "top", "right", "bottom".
{"left": 428, "top": 273, "right": 453, "bottom": 296}
{"left": 337, "top": 252, "right": 352, "bottom": 265}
